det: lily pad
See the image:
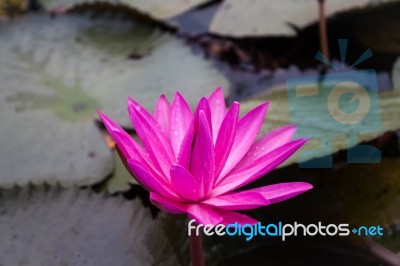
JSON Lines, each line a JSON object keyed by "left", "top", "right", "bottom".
{"left": 41, "top": 0, "right": 211, "bottom": 19}
{"left": 377, "top": 234, "right": 400, "bottom": 255}
{"left": 0, "top": 186, "right": 180, "bottom": 265}
{"left": 330, "top": 158, "right": 400, "bottom": 229}
{"left": 210, "top": 0, "right": 400, "bottom": 37}
{"left": 159, "top": 213, "right": 190, "bottom": 266}
{"left": 0, "top": 13, "right": 228, "bottom": 188}
{"left": 241, "top": 86, "right": 400, "bottom": 166}
{"left": 97, "top": 149, "right": 138, "bottom": 194}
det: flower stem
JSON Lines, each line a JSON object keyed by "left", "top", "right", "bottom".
{"left": 189, "top": 225, "right": 204, "bottom": 266}
{"left": 318, "top": 0, "right": 329, "bottom": 58}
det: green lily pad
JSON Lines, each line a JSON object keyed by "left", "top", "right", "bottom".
{"left": 241, "top": 86, "right": 400, "bottom": 166}
{"left": 41, "top": 0, "right": 211, "bottom": 19}
{"left": 210, "top": 0, "right": 400, "bottom": 37}
{"left": 0, "top": 186, "right": 181, "bottom": 265}
{"left": 330, "top": 158, "right": 400, "bottom": 229}
{"left": 159, "top": 213, "right": 190, "bottom": 266}
{"left": 377, "top": 234, "right": 400, "bottom": 255}
{"left": 0, "top": 13, "right": 229, "bottom": 188}
{"left": 97, "top": 149, "right": 138, "bottom": 194}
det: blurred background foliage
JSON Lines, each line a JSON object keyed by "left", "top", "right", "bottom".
{"left": 1, "top": 0, "right": 400, "bottom": 265}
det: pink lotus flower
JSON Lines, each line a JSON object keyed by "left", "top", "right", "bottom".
{"left": 98, "top": 88, "right": 312, "bottom": 225}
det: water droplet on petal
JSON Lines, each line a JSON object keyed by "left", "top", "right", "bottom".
{"left": 261, "top": 147, "right": 265, "bottom": 151}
